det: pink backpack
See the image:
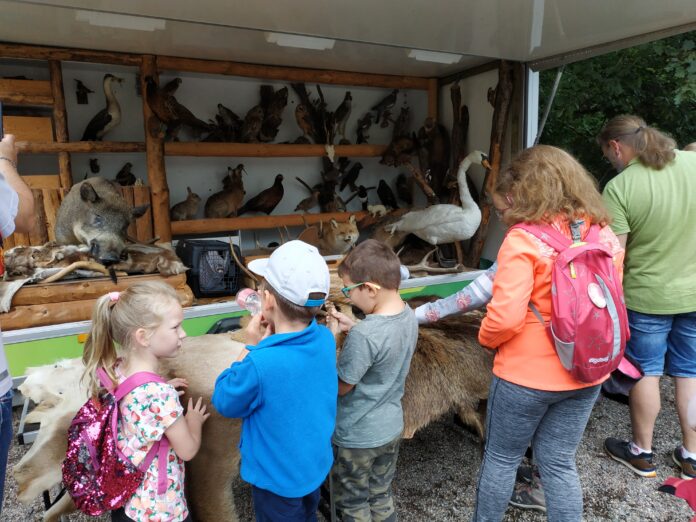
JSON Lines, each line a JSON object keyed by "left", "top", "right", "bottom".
{"left": 62, "top": 368, "right": 170, "bottom": 515}
{"left": 511, "top": 222, "right": 630, "bottom": 383}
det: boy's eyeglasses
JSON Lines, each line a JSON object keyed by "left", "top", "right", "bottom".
{"left": 340, "top": 282, "right": 381, "bottom": 298}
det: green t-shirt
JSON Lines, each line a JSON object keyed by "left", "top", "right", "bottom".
{"left": 602, "top": 150, "right": 696, "bottom": 314}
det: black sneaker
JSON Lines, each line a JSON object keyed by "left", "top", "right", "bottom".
{"left": 509, "top": 482, "right": 546, "bottom": 512}
{"left": 604, "top": 438, "right": 657, "bottom": 477}
{"left": 672, "top": 447, "right": 696, "bottom": 480}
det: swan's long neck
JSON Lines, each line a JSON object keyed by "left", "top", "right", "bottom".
{"left": 457, "top": 158, "right": 476, "bottom": 209}
{"left": 104, "top": 79, "right": 119, "bottom": 111}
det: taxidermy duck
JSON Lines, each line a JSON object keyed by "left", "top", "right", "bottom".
{"left": 385, "top": 150, "right": 490, "bottom": 244}
{"left": 81, "top": 74, "right": 123, "bottom": 141}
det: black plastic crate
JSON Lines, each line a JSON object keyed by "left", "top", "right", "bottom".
{"left": 175, "top": 239, "right": 242, "bottom": 298}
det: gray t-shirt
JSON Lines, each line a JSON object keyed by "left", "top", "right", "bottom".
{"left": 334, "top": 305, "right": 418, "bottom": 448}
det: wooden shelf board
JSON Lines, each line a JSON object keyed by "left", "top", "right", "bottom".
{"left": 0, "top": 79, "right": 53, "bottom": 106}
{"left": 165, "top": 142, "right": 387, "bottom": 158}
{"left": 16, "top": 141, "right": 146, "bottom": 153}
{"left": 172, "top": 211, "right": 367, "bottom": 235}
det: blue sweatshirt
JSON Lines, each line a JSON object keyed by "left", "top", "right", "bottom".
{"left": 212, "top": 320, "right": 337, "bottom": 497}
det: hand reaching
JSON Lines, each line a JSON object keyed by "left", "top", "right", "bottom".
{"left": 327, "top": 306, "right": 356, "bottom": 334}
{"left": 185, "top": 397, "right": 210, "bottom": 426}
{"left": 168, "top": 377, "right": 189, "bottom": 396}
{"left": 0, "top": 135, "right": 18, "bottom": 167}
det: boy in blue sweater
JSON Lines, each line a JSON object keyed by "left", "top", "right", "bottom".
{"left": 212, "top": 240, "right": 337, "bottom": 522}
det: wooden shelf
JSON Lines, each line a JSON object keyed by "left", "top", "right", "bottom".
{"left": 16, "top": 141, "right": 146, "bottom": 153}
{"left": 165, "top": 142, "right": 387, "bottom": 157}
{"left": 172, "top": 211, "right": 367, "bottom": 235}
{"left": 0, "top": 79, "right": 53, "bottom": 105}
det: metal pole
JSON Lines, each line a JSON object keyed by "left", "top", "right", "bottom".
{"left": 534, "top": 64, "right": 565, "bottom": 146}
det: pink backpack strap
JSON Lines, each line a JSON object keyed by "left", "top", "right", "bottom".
{"left": 110, "top": 370, "right": 171, "bottom": 495}
{"left": 510, "top": 223, "right": 571, "bottom": 252}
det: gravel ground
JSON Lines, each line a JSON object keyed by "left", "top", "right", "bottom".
{"left": 3, "top": 379, "right": 693, "bottom": 521}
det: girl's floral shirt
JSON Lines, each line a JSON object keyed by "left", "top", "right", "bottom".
{"left": 116, "top": 372, "right": 187, "bottom": 522}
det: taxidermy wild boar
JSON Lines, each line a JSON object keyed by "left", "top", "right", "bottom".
{"left": 55, "top": 178, "right": 149, "bottom": 266}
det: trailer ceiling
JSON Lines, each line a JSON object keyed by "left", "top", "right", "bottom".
{"left": 1, "top": 0, "right": 694, "bottom": 76}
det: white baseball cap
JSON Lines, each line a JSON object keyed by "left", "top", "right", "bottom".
{"left": 247, "top": 240, "right": 330, "bottom": 307}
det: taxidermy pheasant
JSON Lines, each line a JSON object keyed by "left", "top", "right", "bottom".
{"left": 385, "top": 150, "right": 490, "bottom": 244}
{"left": 81, "top": 74, "right": 123, "bottom": 141}
{"left": 238, "top": 174, "right": 284, "bottom": 215}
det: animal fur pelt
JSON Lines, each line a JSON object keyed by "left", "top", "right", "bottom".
{"left": 0, "top": 242, "right": 188, "bottom": 312}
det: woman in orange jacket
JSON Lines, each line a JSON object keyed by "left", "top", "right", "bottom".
{"left": 472, "top": 145, "right": 624, "bottom": 522}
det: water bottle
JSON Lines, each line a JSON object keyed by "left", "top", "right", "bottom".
{"left": 236, "top": 288, "right": 262, "bottom": 316}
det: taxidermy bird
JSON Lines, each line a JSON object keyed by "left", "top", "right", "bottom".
{"left": 356, "top": 113, "right": 373, "bottom": 144}
{"left": 114, "top": 162, "right": 136, "bottom": 186}
{"left": 372, "top": 89, "right": 398, "bottom": 126}
{"left": 393, "top": 106, "right": 411, "bottom": 139}
{"left": 144, "top": 76, "right": 210, "bottom": 139}
{"left": 89, "top": 158, "right": 100, "bottom": 174}
{"left": 217, "top": 103, "right": 242, "bottom": 140}
{"left": 238, "top": 174, "right": 284, "bottom": 215}
{"left": 294, "top": 177, "right": 320, "bottom": 212}
{"left": 295, "top": 104, "right": 315, "bottom": 142}
{"left": 241, "top": 105, "right": 264, "bottom": 142}
{"left": 81, "top": 74, "right": 123, "bottom": 140}
{"left": 377, "top": 180, "right": 399, "bottom": 210}
{"left": 161, "top": 77, "right": 182, "bottom": 95}
{"left": 344, "top": 185, "right": 375, "bottom": 211}
{"left": 333, "top": 91, "right": 352, "bottom": 139}
{"left": 385, "top": 150, "right": 490, "bottom": 244}
{"left": 259, "top": 87, "right": 288, "bottom": 142}
{"left": 396, "top": 172, "right": 414, "bottom": 206}
{"left": 340, "top": 162, "right": 363, "bottom": 192}
{"left": 74, "top": 79, "right": 93, "bottom": 105}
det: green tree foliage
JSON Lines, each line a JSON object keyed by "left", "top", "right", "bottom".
{"left": 538, "top": 32, "right": 696, "bottom": 188}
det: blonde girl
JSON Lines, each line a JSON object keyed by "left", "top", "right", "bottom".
{"left": 83, "top": 281, "right": 209, "bottom": 522}
{"left": 473, "top": 145, "right": 624, "bottom": 522}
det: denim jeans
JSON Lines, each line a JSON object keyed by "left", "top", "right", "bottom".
{"left": 472, "top": 377, "right": 600, "bottom": 522}
{"left": 626, "top": 310, "right": 696, "bottom": 377}
{"left": 0, "top": 389, "right": 13, "bottom": 516}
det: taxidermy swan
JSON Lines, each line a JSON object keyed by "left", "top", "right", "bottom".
{"left": 385, "top": 150, "right": 489, "bottom": 244}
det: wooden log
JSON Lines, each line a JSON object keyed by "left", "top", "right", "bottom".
{"left": 157, "top": 56, "right": 430, "bottom": 90}
{"left": 6, "top": 231, "right": 29, "bottom": 249}
{"left": 42, "top": 188, "right": 64, "bottom": 242}
{"left": 427, "top": 78, "right": 438, "bottom": 120}
{"left": 119, "top": 187, "right": 137, "bottom": 239}
{"left": 28, "top": 190, "right": 48, "bottom": 245}
{"left": 2, "top": 234, "right": 15, "bottom": 250}
{"left": 15, "top": 141, "right": 146, "bottom": 153}
{"left": 404, "top": 163, "right": 439, "bottom": 205}
{"left": 0, "top": 79, "right": 53, "bottom": 105}
{"left": 466, "top": 60, "right": 517, "bottom": 268}
{"left": 22, "top": 175, "right": 61, "bottom": 189}
{"left": 49, "top": 60, "right": 73, "bottom": 189}
{"left": 133, "top": 185, "right": 154, "bottom": 242}
{"left": 165, "top": 142, "right": 387, "bottom": 158}
{"left": 140, "top": 56, "right": 171, "bottom": 243}
{"left": 5, "top": 116, "right": 53, "bottom": 142}
{"left": 11, "top": 273, "right": 187, "bottom": 307}
{"left": 0, "top": 42, "right": 142, "bottom": 66}
{"left": 171, "top": 211, "right": 367, "bottom": 236}
{"left": 0, "top": 284, "right": 193, "bottom": 331}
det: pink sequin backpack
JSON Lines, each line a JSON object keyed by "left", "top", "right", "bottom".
{"left": 62, "top": 368, "right": 170, "bottom": 515}
{"left": 511, "top": 221, "right": 630, "bottom": 383}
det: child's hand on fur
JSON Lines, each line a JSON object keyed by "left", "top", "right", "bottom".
{"left": 244, "top": 312, "right": 274, "bottom": 346}
{"left": 168, "top": 377, "right": 188, "bottom": 396}
{"left": 328, "top": 308, "right": 356, "bottom": 334}
{"left": 185, "top": 397, "right": 211, "bottom": 426}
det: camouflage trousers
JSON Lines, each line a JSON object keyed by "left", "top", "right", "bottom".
{"left": 331, "top": 437, "right": 401, "bottom": 522}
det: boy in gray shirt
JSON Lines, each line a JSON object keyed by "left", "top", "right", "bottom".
{"left": 328, "top": 239, "right": 418, "bottom": 522}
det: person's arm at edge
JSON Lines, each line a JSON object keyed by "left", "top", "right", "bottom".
{"left": 212, "top": 356, "right": 262, "bottom": 418}
{"left": 0, "top": 135, "right": 34, "bottom": 233}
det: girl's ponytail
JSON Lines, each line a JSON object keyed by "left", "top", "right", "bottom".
{"left": 82, "top": 293, "right": 119, "bottom": 398}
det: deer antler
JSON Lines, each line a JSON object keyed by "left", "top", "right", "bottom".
{"left": 404, "top": 248, "right": 471, "bottom": 274}
{"left": 228, "top": 238, "right": 258, "bottom": 284}
{"left": 42, "top": 261, "right": 128, "bottom": 283}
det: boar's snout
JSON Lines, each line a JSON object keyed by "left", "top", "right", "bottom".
{"left": 90, "top": 239, "right": 122, "bottom": 267}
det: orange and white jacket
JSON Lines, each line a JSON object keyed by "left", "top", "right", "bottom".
{"left": 479, "top": 219, "right": 625, "bottom": 391}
